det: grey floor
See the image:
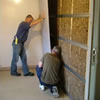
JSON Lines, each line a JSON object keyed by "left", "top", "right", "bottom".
{"left": 0, "top": 69, "right": 70, "bottom": 100}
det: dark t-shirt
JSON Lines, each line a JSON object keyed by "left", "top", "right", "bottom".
{"left": 15, "top": 22, "right": 30, "bottom": 43}
{"left": 41, "top": 53, "right": 61, "bottom": 85}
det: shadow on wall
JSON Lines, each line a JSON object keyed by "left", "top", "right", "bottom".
{"left": 59, "top": 54, "right": 66, "bottom": 92}
{"left": 25, "top": 26, "right": 42, "bottom": 50}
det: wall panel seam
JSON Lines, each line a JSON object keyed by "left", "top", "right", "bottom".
{"left": 64, "top": 64, "right": 86, "bottom": 84}
{"left": 57, "top": 14, "right": 89, "bottom": 18}
{"left": 59, "top": 36, "right": 88, "bottom": 50}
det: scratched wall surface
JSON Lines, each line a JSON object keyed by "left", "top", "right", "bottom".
{"left": 57, "top": 0, "right": 89, "bottom": 100}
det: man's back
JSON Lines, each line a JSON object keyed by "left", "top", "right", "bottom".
{"left": 41, "top": 53, "right": 60, "bottom": 85}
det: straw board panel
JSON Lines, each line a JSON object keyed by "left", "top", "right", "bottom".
{"left": 73, "top": 0, "right": 89, "bottom": 14}
{"left": 59, "top": 40, "right": 71, "bottom": 66}
{"left": 70, "top": 45, "right": 87, "bottom": 78}
{"left": 57, "top": 18, "right": 71, "bottom": 39}
{"left": 72, "top": 18, "right": 88, "bottom": 45}
{"left": 62, "top": 0, "right": 72, "bottom": 14}
{"left": 64, "top": 68, "right": 85, "bottom": 100}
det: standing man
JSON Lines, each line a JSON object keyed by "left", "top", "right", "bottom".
{"left": 11, "top": 14, "right": 45, "bottom": 76}
{"left": 36, "top": 46, "right": 61, "bottom": 97}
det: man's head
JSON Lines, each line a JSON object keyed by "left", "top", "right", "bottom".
{"left": 25, "top": 15, "right": 34, "bottom": 24}
{"left": 52, "top": 46, "right": 61, "bottom": 56}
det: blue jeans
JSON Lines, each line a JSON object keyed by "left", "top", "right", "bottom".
{"left": 36, "top": 65, "right": 56, "bottom": 92}
{"left": 11, "top": 42, "right": 29, "bottom": 75}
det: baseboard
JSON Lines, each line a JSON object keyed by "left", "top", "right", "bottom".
{"left": 0, "top": 65, "right": 36, "bottom": 71}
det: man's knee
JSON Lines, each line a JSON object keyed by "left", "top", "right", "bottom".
{"left": 36, "top": 65, "right": 42, "bottom": 77}
{"left": 36, "top": 65, "right": 39, "bottom": 72}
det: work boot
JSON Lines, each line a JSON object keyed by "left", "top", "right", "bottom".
{"left": 24, "top": 72, "right": 34, "bottom": 76}
{"left": 11, "top": 72, "right": 21, "bottom": 76}
{"left": 51, "top": 86, "right": 59, "bottom": 98}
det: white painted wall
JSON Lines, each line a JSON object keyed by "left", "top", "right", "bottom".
{"left": 40, "top": 0, "right": 51, "bottom": 54}
{"left": 0, "top": 0, "right": 43, "bottom": 67}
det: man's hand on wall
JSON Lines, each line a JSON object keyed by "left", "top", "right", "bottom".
{"left": 41, "top": 13, "right": 45, "bottom": 19}
{"left": 30, "top": 14, "right": 45, "bottom": 27}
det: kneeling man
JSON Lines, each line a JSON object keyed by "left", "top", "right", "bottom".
{"left": 36, "top": 46, "right": 61, "bottom": 97}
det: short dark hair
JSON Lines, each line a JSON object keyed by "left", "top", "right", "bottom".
{"left": 26, "top": 15, "right": 33, "bottom": 19}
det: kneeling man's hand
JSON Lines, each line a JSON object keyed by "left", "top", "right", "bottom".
{"left": 38, "top": 61, "right": 43, "bottom": 68}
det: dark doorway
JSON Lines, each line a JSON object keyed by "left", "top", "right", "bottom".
{"left": 48, "top": 0, "right": 58, "bottom": 49}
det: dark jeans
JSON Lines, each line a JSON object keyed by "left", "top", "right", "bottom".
{"left": 11, "top": 42, "right": 29, "bottom": 75}
{"left": 36, "top": 65, "right": 56, "bottom": 92}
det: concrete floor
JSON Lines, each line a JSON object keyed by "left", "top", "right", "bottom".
{"left": 0, "top": 69, "right": 70, "bottom": 100}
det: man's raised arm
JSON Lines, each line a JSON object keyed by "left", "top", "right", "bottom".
{"left": 30, "top": 14, "right": 45, "bottom": 27}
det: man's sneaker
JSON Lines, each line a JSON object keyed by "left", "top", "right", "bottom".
{"left": 51, "top": 86, "right": 59, "bottom": 98}
{"left": 24, "top": 72, "right": 34, "bottom": 76}
{"left": 39, "top": 84, "right": 45, "bottom": 91}
{"left": 11, "top": 72, "right": 21, "bottom": 76}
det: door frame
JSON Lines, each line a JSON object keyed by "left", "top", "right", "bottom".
{"left": 88, "top": 0, "right": 100, "bottom": 100}
{"left": 85, "top": 0, "right": 100, "bottom": 100}
{"left": 84, "top": 0, "right": 94, "bottom": 100}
